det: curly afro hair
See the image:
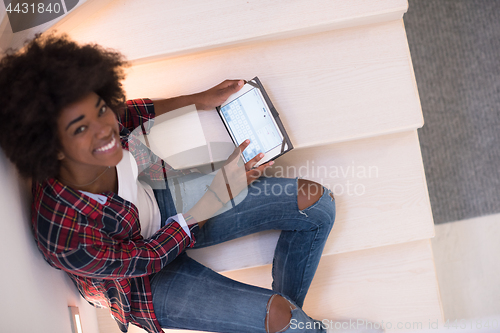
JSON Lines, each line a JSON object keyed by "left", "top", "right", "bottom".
{"left": 0, "top": 33, "right": 128, "bottom": 182}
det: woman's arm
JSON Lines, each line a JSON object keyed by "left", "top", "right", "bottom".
{"left": 34, "top": 209, "right": 196, "bottom": 279}
{"left": 152, "top": 80, "right": 244, "bottom": 116}
{"left": 118, "top": 80, "right": 244, "bottom": 132}
{"left": 31, "top": 180, "right": 198, "bottom": 279}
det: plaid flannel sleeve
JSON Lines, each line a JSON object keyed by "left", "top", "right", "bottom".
{"left": 119, "top": 99, "right": 155, "bottom": 133}
{"left": 34, "top": 194, "right": 199, "bottom": 279}
{"left": 120, "top": 98, "right": 199, "bottom": 180}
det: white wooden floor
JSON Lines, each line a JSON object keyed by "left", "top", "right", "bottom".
{"left": 432, "top": 213, "right": 500, "bottom": 321}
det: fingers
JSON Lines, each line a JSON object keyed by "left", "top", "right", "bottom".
{"left": 246, "top": 159, "right": 274, "bottom": 185}
{"left": 252, "top": 157, "right": 275, "bottom": 171}
{"left": 224, "top": 139, "right": 249, "bottom": 167}
{"left": 238, "top": 138, "right": 251, "bottom": 152}
{"left": 251, "top": 159, "right": 274, "bottom": 173}
{"left": 220, "top": 79, "right": 244, "bottom": 94}
{"left": 224, "top": 139, "right": 275, "bottom": 186}
{"left": 245, "top": 152, "right": 264, "bottom": 170}
{"left": 196, "top": 80, "right": 245, "bottom": 110}
{"left": 222, "top": 79, "right": 244, "bottom": 88}
{"left": 228, "top": 139, "right": 275, "bottom": 176}
{"left": 245, "top": 147, "right": 274, "bottom": 182}
{"left": 245, "top": 149, "right": 274, "bottom": 170}
{"left": 239, "top": 139, "right": 273, "bottom": 170}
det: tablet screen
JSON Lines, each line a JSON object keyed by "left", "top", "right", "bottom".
{"left": 220, "top": 87, "right": 282, "bottom": 162}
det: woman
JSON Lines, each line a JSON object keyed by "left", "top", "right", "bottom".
{"left": 0, "top": 34, "right": 337, "bottom": 333}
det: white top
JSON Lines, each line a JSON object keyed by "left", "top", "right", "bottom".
{"left": 80, "top": 150, "right": 191, "bottom": 239}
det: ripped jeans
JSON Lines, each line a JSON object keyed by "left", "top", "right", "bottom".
{"left": 151, "top": 176, "right": 336, "bottom": 332}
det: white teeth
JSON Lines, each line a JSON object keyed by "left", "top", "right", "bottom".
{"left": 96, "top": 137, "right": 116, "bottom": 152}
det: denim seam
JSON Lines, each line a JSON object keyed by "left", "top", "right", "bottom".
{"left": 293, "top": 226, "right": 322, "bottom": 304}
{"left": 277, "top": 232, "right": 297, "bottom": 297}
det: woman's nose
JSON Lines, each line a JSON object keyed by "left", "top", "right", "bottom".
{"left": 94, "top": 121, "right": 114, "bottom": 138}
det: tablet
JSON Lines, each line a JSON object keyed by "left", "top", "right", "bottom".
{"left": 216, "top": 77, "right": 293, "bottom": 166}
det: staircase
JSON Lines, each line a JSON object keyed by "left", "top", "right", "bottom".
{"left": 39, "top": 0, "right": 443, "bottom": 331}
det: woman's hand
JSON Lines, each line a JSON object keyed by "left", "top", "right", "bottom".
{"left": 192, "top": 79, "right": 245, "bottom": 110}
{"left": 240, "top": 139, "right": 274, "bottom": 186}
{"left": 209, "top": 139, "right": 273, "bottom": 204}
{"left": 186, "top": 140, "right": 273, "bottom": 226}
{"left": 152, "top": 79, "right": 245, "bottom": 117}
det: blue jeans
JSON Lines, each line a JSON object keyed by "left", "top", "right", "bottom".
{"left": 151, "top": 176, "right": 335, "bottom": 332}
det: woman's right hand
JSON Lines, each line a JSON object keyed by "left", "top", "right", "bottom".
{"left": 208, "top": 139, "right": 274, "bottom": 204}
{"left": 186, "top": 140, "right": 274, "bottom": 227}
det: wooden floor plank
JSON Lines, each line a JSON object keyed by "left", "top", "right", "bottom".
{"left": 62, "top": 0, "right": 408, "bottom": 62}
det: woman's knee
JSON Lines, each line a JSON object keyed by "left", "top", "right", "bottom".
{"left": 297, "top": 179, "right": 335, "bottom": 231}
{"left": 297, "top": 179, "right": 333, "bottom": 210}
{"left": 265, "top": 294, "right": 296, "bottom": 333}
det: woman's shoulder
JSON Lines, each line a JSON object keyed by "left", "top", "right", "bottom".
{"left": 32, "top": 179, "right": 80, "bottom": 221}
{"left": 32, "top": 179, "right": 102, "bottom": 218}
{"left": 33, "top": 178, "right": 131, "bottom": 221}
{"left": 33, "top": 178, "right": 74, "bottom": 202}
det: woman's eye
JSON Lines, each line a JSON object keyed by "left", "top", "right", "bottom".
{"left": 74, "top": 125, "right": 86, "bottom": 135}
{"left": 99, "top": 105, "right": 107, "bottom": 115}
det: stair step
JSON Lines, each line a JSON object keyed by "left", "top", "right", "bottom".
{"left": 187, "top": 130, "right": 435, "bottom": 272}
{"left": 221, "top": 240, "right": 444, "bottom": 330}
{"left": 57, "top": 0, "right": 408, "bottom": 63}
{"left": 48, "top": 0, "right": 116, "bottom": 37}
{"left": 122, "top": 19, "right": 422, "bottom": 149}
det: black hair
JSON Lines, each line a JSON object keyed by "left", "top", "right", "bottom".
{"left": 0, "top": 33, "right": 128, "bottom": 181}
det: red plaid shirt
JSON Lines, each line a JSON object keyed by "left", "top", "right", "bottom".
{"left": 31, "top": 99, "right": 199, "bottom": 333}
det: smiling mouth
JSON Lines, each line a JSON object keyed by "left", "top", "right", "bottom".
{"left": 95, "top": 136, "right": 117, "bottom": 153}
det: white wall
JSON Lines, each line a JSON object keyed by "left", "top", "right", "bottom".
{"left": 0, "top": 3, "right": 119, "bottom": 330}
{"left": 0, "top": 151, "right": 100, "bottom": 333}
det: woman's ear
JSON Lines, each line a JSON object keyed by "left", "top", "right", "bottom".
{"left": 57, "top": 152, "right": 65, "bottom": 160}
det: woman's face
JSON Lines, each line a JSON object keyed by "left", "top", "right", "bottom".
{"left": 57, "top": 92, "right": 123, "bottom": 172}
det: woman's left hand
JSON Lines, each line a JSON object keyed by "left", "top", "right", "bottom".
{"left": 193, "top": 79, "right": 245, "bottom": 110}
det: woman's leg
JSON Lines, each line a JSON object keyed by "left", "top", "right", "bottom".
{"left": 150, "top": 252, "right": 326, "bottom": 332}
{"left": 193, "top": 176, "right": 336, "bottom": 307}
{"left": 153, "top": 176, "right": 335, "bottom": 331}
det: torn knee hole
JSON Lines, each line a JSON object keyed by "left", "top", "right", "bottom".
{"left": 265, "top": 295, "right": 296, "bottom": 333}
{"left": 297, "top": 179, "right": 324, "bottom": 210}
